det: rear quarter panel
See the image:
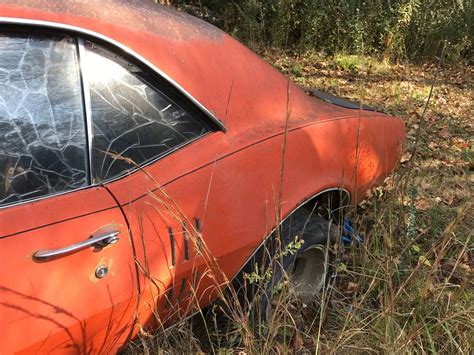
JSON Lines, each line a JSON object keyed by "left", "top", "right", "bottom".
{"left": 108, "top": 109, "right": 404, "bottom": 324}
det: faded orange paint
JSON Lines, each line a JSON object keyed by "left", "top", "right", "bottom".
{"left": 0, "top": 1, "right": 405, "bottom": 353}
{"left": 0, "top": 188, "right": 137, "bottom": 354}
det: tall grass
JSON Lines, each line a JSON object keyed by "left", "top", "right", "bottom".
{"left": 124, "top": 162, "right": 472, "bottom": 353}
{"left": 166, "top": 0, "right": 473, "bottom": 63}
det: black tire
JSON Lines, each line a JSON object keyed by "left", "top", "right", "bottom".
{"left": 232, "top": 206, "right": 339, "bottom": 322}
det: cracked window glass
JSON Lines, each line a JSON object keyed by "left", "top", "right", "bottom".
{"left": 83, "top": 41, "right": 210, "bottom": 182}
{"left": 0, "top": 33, "right": 88, "bottom": 207}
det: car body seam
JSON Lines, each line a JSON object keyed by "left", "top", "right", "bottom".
{"left": 120, "top": 113, "right": 375, "bottom": 206}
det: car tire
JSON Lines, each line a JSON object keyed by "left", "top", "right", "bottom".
{"left": 233, "top": 206, "right": 339, "bottom": 323}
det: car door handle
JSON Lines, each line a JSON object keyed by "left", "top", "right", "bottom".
{"left": 33, "top": 230, "right": 120, "bottom": 262}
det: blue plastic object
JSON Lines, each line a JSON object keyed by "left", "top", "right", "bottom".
{"left": 342, "top": 217, "right": 363, "bottom": 245}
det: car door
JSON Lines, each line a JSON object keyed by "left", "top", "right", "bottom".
{"left": 77, "top": 40, "right": 228, "bottom": 327}
{"left": 0, "top": 32, "right": 137, "bottom": 354}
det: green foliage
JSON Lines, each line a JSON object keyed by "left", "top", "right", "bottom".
{"left": 244, "top": 235, "right": 304, "bottom": 286}
{"left": 334, "top": 54, "right": 364, "bottom": 73}
{"left": 170, "top": 0, "right": 473, "bottom": 62}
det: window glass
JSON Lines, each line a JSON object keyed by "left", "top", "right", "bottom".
{"left": 83, "top": 42, "right": 210, "bottom": 182}
{"left": 0, "top": 33, "right": 88, "bottom": 206}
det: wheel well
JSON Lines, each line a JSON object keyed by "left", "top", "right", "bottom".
{"left": 230, "top": 188, "right": 350, "bottom": 307}
{"left": 301, "top": 189, "right": 350, "bottom": 224}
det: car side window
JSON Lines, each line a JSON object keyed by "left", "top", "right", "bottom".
{"left": 83, "top": 41, "right": 211, "bottom": 182}
{"left": 0, "top": 33, "right": 88, "bottom": 206}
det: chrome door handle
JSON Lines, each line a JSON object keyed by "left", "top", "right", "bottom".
{"left": 33, "top": 231, "right": 120, "bottom": 262}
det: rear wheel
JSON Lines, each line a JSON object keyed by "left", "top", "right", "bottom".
{"left": 262, "top": 209, "right": 336, "bottom": 322}
{"left": 233, "top": 206, "right": 340, "bottom": 324}
{"left": 265, "top": 244, "right": 333, "bottom": 322}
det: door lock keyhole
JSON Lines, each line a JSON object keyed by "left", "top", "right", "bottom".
{"left": 95, "top": 265, "right": 108, "bottom": 279}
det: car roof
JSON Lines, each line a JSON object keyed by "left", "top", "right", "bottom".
{"left": 0, "top": 0, "right": 224, "bottom": 41}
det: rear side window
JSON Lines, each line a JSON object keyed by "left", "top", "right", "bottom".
{"left": 0, "top": 33, "right": 88, "bottom": 206}
{"left": 82, "top": 41, "right": 210, "bottom": 182}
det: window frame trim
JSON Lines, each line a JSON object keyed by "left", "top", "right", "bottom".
{"left": 76, "top": 37, "right": 94, "bottom": 186}
{"left": 0, "top": 18, "right": 224, "bottom": 210}
{"left": 80, "top": 38, "right": 216, "bottom": 184}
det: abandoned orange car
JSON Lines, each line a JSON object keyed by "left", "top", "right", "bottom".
{"left": 0, "top": 1, "right": 405, "bottom": 353}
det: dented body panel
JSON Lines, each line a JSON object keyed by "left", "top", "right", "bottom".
{"left": 0, "top": 1, "right": 405, "bottom": 353}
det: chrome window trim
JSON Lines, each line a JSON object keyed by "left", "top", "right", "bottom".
{"left": 0, "top": 17, "right": 226, "bottom": 132}
{"left": 76, "top": 37, "right": 94, "bottom": 185}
